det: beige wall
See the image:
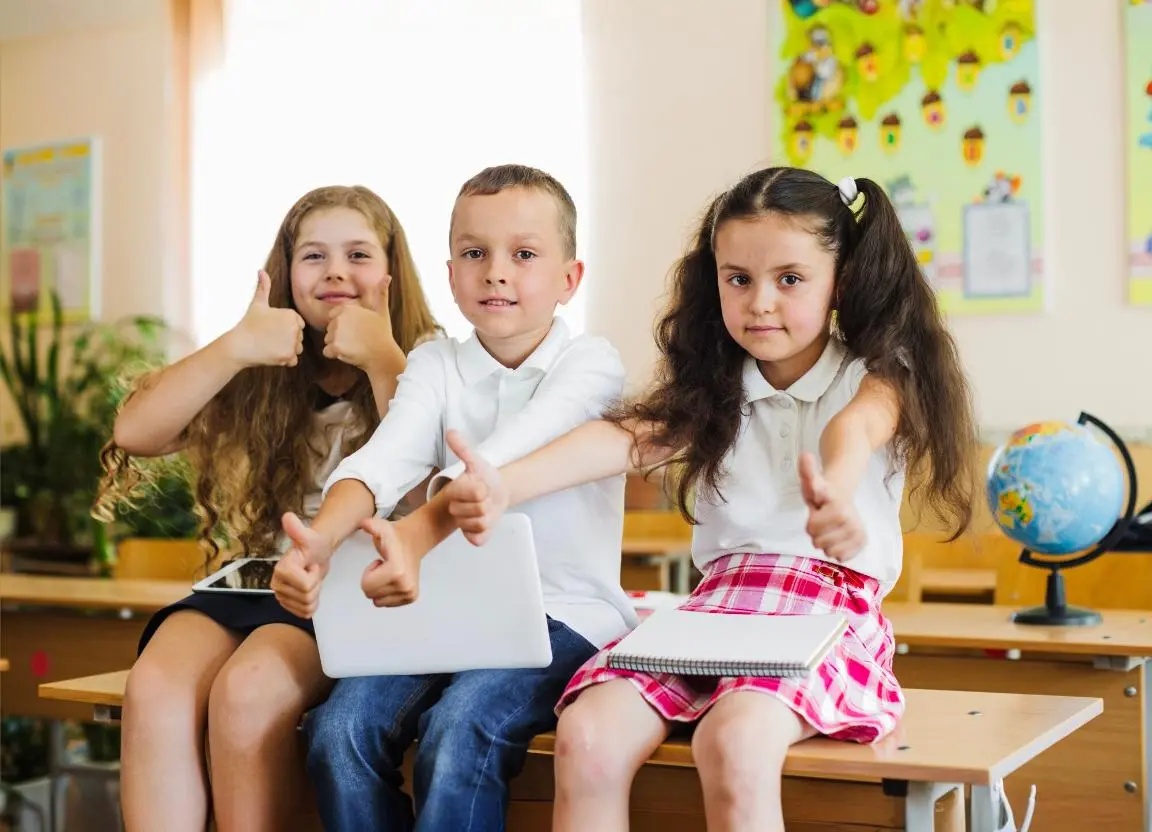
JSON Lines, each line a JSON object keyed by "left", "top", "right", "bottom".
{"left": 0, "top": 2, "right": 179, "bottom": 442}
{"left": 1, "top": 0, "right": 1148, "bottom": 441}
{"left": 581, "top": 0, "right": 1152, "bottom": 440}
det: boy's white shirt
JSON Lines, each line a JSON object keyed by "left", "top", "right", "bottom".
{"left": 324, "top": 317, "right": 638, "bottom": 648}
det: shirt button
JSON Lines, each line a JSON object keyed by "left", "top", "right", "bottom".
{"left": 780, "top": 423, "right": 791, "bottom": 438}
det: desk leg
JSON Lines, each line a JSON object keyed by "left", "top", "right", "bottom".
{"left": 1144, "top": 660, "right": 1150, "bottom": 832}
{"left": 906, "top": 782, "right": 964, "bottom": 832}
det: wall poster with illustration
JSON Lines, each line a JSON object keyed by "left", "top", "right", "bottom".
{"left": 1, "top": 137, "right": 100, "bottom": 322}
{"left": 1126, "top": 0, "right": 1152, "bottom": 307}
{"left": 770, "top": 0, "right": 1043, "bottom": 315}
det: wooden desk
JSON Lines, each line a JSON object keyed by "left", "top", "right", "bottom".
{"left": 921, "top": 567, "right": 996, "bottom": 600}
{"left": 0, "top": 575, "right": 187, "bottom": 720}
{"left": 884, "top": 602, "right": 1152, "bottom": 832}
{"left": 620, "top": 536, "right": 693, "bottom": 594}
{"left": 42, "top": 672, "right": 1103, "bottom": 832}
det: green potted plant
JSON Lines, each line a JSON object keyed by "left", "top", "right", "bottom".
{"left": 0, "top": 291, "right": 180, "bottom": 570}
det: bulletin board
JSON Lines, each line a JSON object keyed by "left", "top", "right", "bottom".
{"left": 769, "top": 0, "right": 1044, "bottom": 316}
{"left": 1126, "top": 0, "right": 1152, "bottom": 307}
{"left": 1, "top": 137, "right": 101, "bottom": 321}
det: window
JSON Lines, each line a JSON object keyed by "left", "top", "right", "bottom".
{"left": 191, "top": 0, "right": 588, "bottom": 346}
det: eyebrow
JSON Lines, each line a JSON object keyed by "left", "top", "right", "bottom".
{"left": 717, "top": 261, "right": 806, "bottom": 272}
{"left": 296, "top": 239, "right": 380, "bottom": 250}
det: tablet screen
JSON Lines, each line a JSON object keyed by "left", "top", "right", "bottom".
{"left": 205, "top": 559, "right": 276, "bottom": 591}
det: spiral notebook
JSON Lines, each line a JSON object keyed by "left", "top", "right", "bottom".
{"left": 605, "top": 608, "right": 848, "bottom": 677}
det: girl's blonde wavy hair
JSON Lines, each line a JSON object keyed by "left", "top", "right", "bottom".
{"left": 94, "top": 185, "right": 440, "bottom": 562}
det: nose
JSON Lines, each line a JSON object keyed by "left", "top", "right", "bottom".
{"left": 749, "top": 280, "right": 777, "bottom": 315}
{"left": 324, "top": 255, "right": 348, "bottom": 281}
{"left": 483, "top": 260, "right": 507, "bottom": 286}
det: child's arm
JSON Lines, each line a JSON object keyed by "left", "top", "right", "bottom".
{"left": 800, "top": 374, "right": 900, "bottom": 562}
{"left": 359, "top": 419, "right": 673, "bottom": 606}
{"left": 272, "top": 346, "right": 446, "bottom": 617}
{"left": 425, "top": 337, "right": 624, "bottom": 495}
{"left": 113, "top": 272, "right": 304, "bottom": 456}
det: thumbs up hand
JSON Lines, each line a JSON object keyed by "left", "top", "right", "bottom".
{"left": 225, "top": 270, "right": 307, "bottom": 368}
{"left": 442, "top": 430, "right": 508, "bottom": 546}
{"left": 271, "top": 511, "right": 334, "bottom": 618}
{"left": 360, "top": 517, "right": 422, "bottom": 607}
{"left": 799, "top": 452, "right": 866, "bottom": 563}
{"left": 323, "top": 276, "right": 403, "bottom": 372}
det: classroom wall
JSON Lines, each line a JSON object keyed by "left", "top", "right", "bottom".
{"left": 0, "top": 0, "right": 181, "bottom": 443}
{"left": 581, "top": 0, "right": 1152, "bottom": 440}
{"left": 1, "top": 0, "right": 1148, "bottom": 441}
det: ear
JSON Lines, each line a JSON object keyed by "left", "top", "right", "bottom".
{"left": 446, "top": 259, "right": 457, "bottom": 300}
{"left": 556, "top": 258, "right": 585, "bottom": 306}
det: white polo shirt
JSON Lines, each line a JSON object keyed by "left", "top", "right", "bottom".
{"left": 324, "top": 318, "right": 638, "bottom": 648}
{"left": 691, "top": 337, "right": 906, "bottom": 592}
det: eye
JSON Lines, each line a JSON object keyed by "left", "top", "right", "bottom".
{"left": 726, "top": 274, "right": 751, "bottom": 287}
{"left": 301, "top": 252, "right": 322, "bottom": 261}
{"left": 780, "top": 273, "right": 802, "bottom": 287}
{"left": 514, "top": 250, "right": 537, "bottom": 261}
{"left": 349, "top": 250, "right": 370, "bottom": 260}
{"left": 462, "top": 248, "right": 484, "bottom": 259}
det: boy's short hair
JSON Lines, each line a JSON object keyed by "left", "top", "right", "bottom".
{"left": 452, "top": 164, "right": 578, "bottom": 259}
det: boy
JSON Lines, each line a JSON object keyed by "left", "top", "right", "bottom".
{"left": 271, "top": 164, "right": 637, "bottom": 831}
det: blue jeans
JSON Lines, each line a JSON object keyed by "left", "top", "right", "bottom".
{"left": 303, "top": 617, "right": 595, "bottom": 831}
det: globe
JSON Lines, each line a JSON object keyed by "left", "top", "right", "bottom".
{"left": 986, "top": 421, "right": 1125, "bottom": 556}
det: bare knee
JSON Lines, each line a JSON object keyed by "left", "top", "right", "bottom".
{"left": 208, "top": 654, "right": 300, "bottom": 752}
{"left": 554, "top": 705, "right": 642, "bottom": 795}
{"left": 125, "top": 655, "right": 200, "bottom": 730}
{"left": 692, "top": 710, "right": 787, "bottom": 800}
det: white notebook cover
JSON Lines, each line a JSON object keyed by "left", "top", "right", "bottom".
{"left": 605, "top": 608, "right": 848, "bottom": 677}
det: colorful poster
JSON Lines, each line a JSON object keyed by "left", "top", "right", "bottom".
{"left": 1126, "top": 0, "right": 1152, "bottom": 307}
{"left": 1, "top": 138, "right": 100, "bottom": 321}
{"left": 770, "top": 0, "right": 1043, "bottom": 315}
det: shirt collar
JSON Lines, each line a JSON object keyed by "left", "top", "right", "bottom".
{"left": 742, "top": 336, "right": 849, "bottom": 404}
{"left": 456, "top": 317, "right": 571, "bottom": 384}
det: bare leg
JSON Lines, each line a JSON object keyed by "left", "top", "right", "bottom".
{"left": 207, "top": 624, "right": 331, "bottom": 832}
{"left": 552, "top": 680, "right": 671, "bottom": 832}
{"left": 121, "top": 611, "right": 241, "bottom": 832}
{"left": 691, "top": 692, "right": 816, "bottom": 832}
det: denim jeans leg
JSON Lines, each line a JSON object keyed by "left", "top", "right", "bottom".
{"left": 412, "top": 618, "right": 597, "bottom": 832}
{"left": 303, "top": 673, "right": 448, "bottom": 832}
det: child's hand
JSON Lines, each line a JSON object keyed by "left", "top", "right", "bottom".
{"left": 444, "top": 430, "right": 508, "bottom": 546}
{"left": 226, "top": 271, "right": 306, "bottom": 368}
{"left": 323, "top": 279, "right": 404, "bottom": 372}
{"left": 359, "top": 518, "right": 422, "bottom": 607}
{"left": 271, "top": 511, "right": 332, "bottom": 618}
{"left": 799, "top": 452, "right": 867, "bottom": 563}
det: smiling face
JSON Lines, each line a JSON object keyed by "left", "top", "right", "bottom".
{"left": 290, "top": 206, "right": 390, "bottom": 330}
{"left": 447, "top": 186, "right": 583, "bottom": 365}
{"left": 715, "top": 212, "right": 837, "bottom": 389}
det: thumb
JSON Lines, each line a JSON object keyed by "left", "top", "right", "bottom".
{"left": 446, "top": 429, "right": 484, "bottom": 477}
{"left": 252, "top": 270, "right": 272, "bottom": 307}
{"left": 359, "top": 518, "right": 398, "bottom": 560}
{"left": 364, "top": 278, "right": 389, "bottom": 315}
{"left": 281, "top": 512, "right": 316, "bottom": 563}
{"left": 798, "top": 452, "right": 828, "bottom": 510}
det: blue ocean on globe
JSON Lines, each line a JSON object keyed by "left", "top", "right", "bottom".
{"left": 986, "top": 421, "right": 1124, "bottom": 555}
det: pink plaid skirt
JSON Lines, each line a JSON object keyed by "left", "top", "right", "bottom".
{"left": 557, "top": 553, "right": 904, "bottom": 743}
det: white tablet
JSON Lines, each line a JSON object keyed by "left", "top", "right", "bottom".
{"left": 312, "top": 513, "right": 552, "bottom": 678}
{"left": 191, "top": 558, "right": 276, "bottom": 594}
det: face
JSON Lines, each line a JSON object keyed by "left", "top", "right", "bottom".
{"left": 290, "top": 207, "right": 390, "bottom": 330}
{"left": 715, "top": 212, "right": 836, "bottom": 388}
{"left": 448, "top": 187, "right": 582, "bottom": 353}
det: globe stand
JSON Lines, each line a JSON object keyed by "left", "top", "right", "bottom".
{"left": 1011, "top": 570, "right": 1102, "bottom": 626}
{"left": 1009, "top": 412, "right": 1138, "bottom": 627}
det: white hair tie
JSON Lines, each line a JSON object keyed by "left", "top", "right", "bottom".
{"left": 837, "top": 176, "right": 859, "bottom": 206}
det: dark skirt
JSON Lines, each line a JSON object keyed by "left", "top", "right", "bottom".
{"left": 137, "top": 591, "right": 315, "bottom": 655}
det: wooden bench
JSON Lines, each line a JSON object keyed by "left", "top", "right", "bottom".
{"left": 41, "top": 670, "right": 1102, "bottom": 831}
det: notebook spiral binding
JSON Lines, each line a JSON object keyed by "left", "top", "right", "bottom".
{"left": 605, "top": 654, "right": 812, "bottom": 677}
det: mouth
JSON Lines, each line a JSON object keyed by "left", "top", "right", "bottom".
{"left": 746, "top": 325, "right": 783, "bottom": 334}
{"left": 318, "top": 293, "right": 359, "bottom": 303}
{"left": 480, "top": 298, "right": 518, "bottom": 309}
